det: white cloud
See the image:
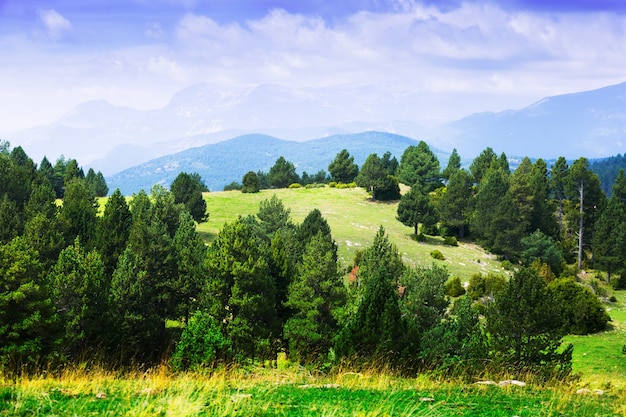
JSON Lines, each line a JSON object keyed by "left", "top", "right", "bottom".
{"left": 37, "top": 8, "right": 72, "bottom": 40}
{"left": 148, "top": 56, "right": 188, "bottom": 81}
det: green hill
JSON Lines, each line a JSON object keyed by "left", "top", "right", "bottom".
{"left": 198, "top": 186, "right": 506, "bottom": 282}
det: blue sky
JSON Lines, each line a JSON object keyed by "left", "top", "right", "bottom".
{"left": 1, "top": 0, "right": 626, "bottom": 132}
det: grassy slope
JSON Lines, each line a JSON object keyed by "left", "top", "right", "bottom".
{"left": 197, "top": 187, "right": 506, "bottom": 282}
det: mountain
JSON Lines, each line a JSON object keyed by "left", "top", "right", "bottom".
{"left": 8, "top": 81, "right": 626, "bottom": 176}
{"left": 442, "top": 82, "right": 626, "bottom": 159}
{"left": 106, "top": 131, "right": 446, "bottom": 195}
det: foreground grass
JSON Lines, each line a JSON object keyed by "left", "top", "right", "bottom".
{"left": 2, "top": 366, "right": 624, "bottom": 417}
{"left": 198, "top": 187, "right": 505, "bottom": 282}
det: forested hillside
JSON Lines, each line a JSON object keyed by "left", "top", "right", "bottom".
{"left": 0, "top": 139, "right": 621, "bottom": 383}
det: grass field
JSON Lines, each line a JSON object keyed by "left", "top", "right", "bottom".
{"left": 197, "top": 187, "right": 506, "bottom": 282}
{"left": 2, "top": 365, "right": 624, "bottom": 416}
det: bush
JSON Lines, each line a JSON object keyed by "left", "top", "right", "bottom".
{"left": 170, "top": 310, "right": 232, "bottom": 372}
{"left": 304, "top": 183, "right": 325, "bottom": 189}
{"left": 328, "top": 181, "right": 337, "bottom": 188}
{"left": 610, "top": 273, "right": 626, "bottom": 290}
{"left": 443, "top": 236, "right": 458, "bottom": 246}
{"left": 467, "top": 273, "right": 506, "bottom": 300}
{"left": 288, "top": 183, "right": 302, "bottom": 189}
{"left": 430, "top": 250, "right": 445, "bottom": 260}
{"left": 548, "top": 278, "right": 610, "bottom": 335}
{"left": 445, "top": 276, "right": 466, "bottom": 297}
{"left": 501, "top": 260, "right": 514, "bottom": 271}
{"left": 223, "top": 181, "right": 242, "bottom": 191}
{"left": 416, "top": 232, "right": 426, "bottom": 242}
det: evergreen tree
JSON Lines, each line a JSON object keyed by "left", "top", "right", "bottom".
{"left": 469, "top": 147, "right": 497, "bottom": 184}
{"left": 442, "top": 148, "right": 461, "bottom": 181}
{"left": 241, "top": 171, "right": 260, "bottom": 193}
{"left": 109, "top": 246, "right": 162, "bottom": 363}
{"left": 255, "top": 194, "right": 294, "bottom": 241}
{"left": 49, "top": 238, "right": 108, "bottom": 358}
{"left": 486, "top": 267, "right": 572, "bottom": 380}
{"left": 380, "top": 151, "right": 399, "bottom": 176}
{"left": 567, "top": 158, "right": 605, "bottom": 269}
{"left": 268, "top": 156, "right": 300, "bottom": 188}
{"left": 172, "top": 210, "right": 207, "bottom": 321}
{"left": 550, "top": 156, "right": 569, "bottom": 238}
{"left": 58, "top": 178, "right": 98, "bottom": 249}
{"left": 548, "top": 278, "right": 610, "bottom": 335}
{"left": 96, "top": 188, "right": 132, "bottom": 276}
{"left": 436, "top": 169, "right": 473, "bottom": 238}
{"left": 328, "top": 149, "right": 358, "bottom": 183}
{"left": 520, "top": 230, "right": 565, "bottom": 277}
{"left": 284, "top": 232, "right": 347, "bottom": 363}
{"left": 0, "top": 237, "right": 58, "bottom": 371}
{"left": 203, "top": 217, "right": 278, "bottom": 359}
{"left": 0, "top": 195, "right": 21, "bottom": 244}
{"left": 170, "top": 172, "right": 208, "bottom": 222}
{"left": 593, "top": 195, "right": 626, "bottom": 281}
{"left": 336, "top": 227, "right": 406, "bottom": 366}
{"left": 396, "top": 185, "right": 437, "bottom": 235}
{"left": 397, "top": 141, "right": 442, "bottom": 191}
{"left": 38, "top": 156, "right": 54, "bottom": 187}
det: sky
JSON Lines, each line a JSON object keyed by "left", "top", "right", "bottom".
{"left": 1, "top": 0, "right": 626, "bottom": 134}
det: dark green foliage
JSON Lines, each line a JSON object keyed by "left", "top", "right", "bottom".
{"left": 23, "top": 213, "right": 65, "bottom": 270}
{"left": 520, "top": 230, "right": 565, "bottom": 276}
{"left": 170, "top": 310, "right": 231, "bottom": 371}
{"left": 380, "top": 151, "right": 399, "bottom": 176}
{"left": 486, "top": 267, "right": 573, "bottom": 380}
{"left": 548, "top": 278, "right": 610, "bottom": 335}
{"left": 436, "top": 169, "right": 472, "bottom": 239}
{"left": 268, "top": 156, "right": 300, "bottom": 188}
{"left": 420, "top": 295, "right": 488, "bottom": 374}
{"left": 442, "top": 148, "right": 461, "bottom": 181}
{"left": 469, "top": 147, "right": 497, "bottom": 184}
{"left": 356, "top": 154, "right": 401, "bottom": 201}
{"left": 445, "top": 276, "right": 466, "bottom": 297}
{"left": 254, "top": 194, "right": 294, "bottom": 242}
{"left": 48, "top": 239, "right": 108, "bottom": 359}
{"left": 85, "top": 168, "right": 109, "bottom": 197}
{"left": 203, "top": 217, "right": 278, "bottom": 360}
{"left": 593, "top": 193, "right": 626, "bottom": 281}
{"left": 430, "top": 250, "right": 445, "bottom": 260}
{"left": 284, "top": 233, "right": 347, "bottom": 363}
{"left": 328, "top": 149, "right": 358, "bottom": 184}
{"left": 589, "top": 153, "right": 626, "bottom": 195}
{"left": 400, "top": 264, "right": 449, "bottom": 336}
{"left": 96, "top": 189, "right": 132, "bottom": 276}
{"left": 467, "top": 273, "right": 505, "bottom": 300}
{"left": 550, "top": 156, "right": 569, "bottom": 238}
{"left": 58, "top": 178, "right": 98, "bottom": 249}
{"left": 172, "top": 210, "right": 207, "bottom": 321}
{"left": 397, "top": 141, "right": 442, "bottom": 191}
{"left": 242, "top": 171, "right": 260, "bottom": 193}
{"left": 170, "top": 172, "right": 208, "bottom": 222}
{"left": 0, "top": 237, "right": 57, "bottom": 372}
{"left": 0, "top": 194, "right": 21, "bottom": 244}
{"left": 396, "top": 185, "right": 437, "bottom": 235}
{"left": 223, "top": 181, "right": 242, "bottom": 191}
{"left": 443, "top": 236, "right": 458, "bottom": 246}
{"left": 336, "top": 227, "right": 405, "bottom": 365}
{"left": 109, "top": 246, "right": 162, "bottom": 363}
{"left": 296, "top": 208, "right": 337, "bottom": 261}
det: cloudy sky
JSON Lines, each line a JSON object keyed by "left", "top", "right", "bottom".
{"left": 1, "top": 0, "right": 626, "bottom": 134}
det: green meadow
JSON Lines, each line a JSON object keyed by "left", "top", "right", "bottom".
{"left": 197, "top": 187, "right": 506, "bottom": 282}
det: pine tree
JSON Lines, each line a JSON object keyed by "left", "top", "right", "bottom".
{"left": 397, "top": 141, "right": 442, "bottom": 191}
{"left": 328, "top": 149, "right": 359, "bottom": 183}
{"left": 96, "top": 188, "right": 132, "bottom": 276}
{"left": 58, "top": 178, "right": 98, "bottom": 249}
{"left": 550, "top": 156, "right": 569, "bottom": 239}
{"left": 170, "top": 172, "right": 208, "bottom": 222}
{"left": 486, "top": 267, "right": 572, "bottom": 380}
{"left": 437, "top": 169, "right": 473, "bottom": 238}
{"left": 442, "top": 148, "right": 461, "bottom": 181}
{"left": 284, "top": 233, "right": 347, "bottom": 362}
{"left": 396, "top": 185, "right": 437, "bottom": 235}
{"left": 268, "top": 156, "right": 300, "bottom": 188}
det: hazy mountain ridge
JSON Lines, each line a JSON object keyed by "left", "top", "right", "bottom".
{"left": 7, "top": 81, "right": 626, "bottom": 179}
{"left": 106, "top": 131, "right": 445, "bottom": 195}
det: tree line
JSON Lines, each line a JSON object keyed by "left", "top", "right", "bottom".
{"left": 0, "top": 140, "right": 615, "bottom": 381}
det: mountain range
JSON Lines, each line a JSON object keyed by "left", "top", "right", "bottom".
{"left": 6, "top": 81, "right": 626, "bottom": 193}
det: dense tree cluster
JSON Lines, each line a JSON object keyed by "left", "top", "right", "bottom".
{"left": 0, "top": 142, "right": 616, "bottom": 382}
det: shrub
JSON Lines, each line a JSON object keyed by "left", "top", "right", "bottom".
{"left": 467, "top": 273, "right": 505, "bottom": 300}
{"left": 223, "top": 181, "right": 242, "bottom": 191}
{"left": 443, "top": 236, "right": 458, "bottom": 246}
{"left": 416, "top": 232, "right": 426, "bottom": 242}
{"left": 501, "top": 260, "right": 514, "bottom": 271}
{"left": 170, "top": 310, "right": 231, "bottom": 372}
{"left": 445, "top": 276, "right": 466, "bottom": 297}
{"left": 328, "top": 181, "right": 337, "bottom": 188}
{"left": 430, "top": 250, "right": 445, "bottom": 260}
{"left": 609, "top": 295, "right": 617, "bottom": 303}
{"left": 610, "top": 273, "right": 626, "bottom": 290}
{"left": 548, "top": 278, "right": 610, "bottom": 335}
{"left": 288, "top": 183, "right": 302, "bottom": 189}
